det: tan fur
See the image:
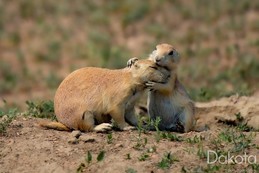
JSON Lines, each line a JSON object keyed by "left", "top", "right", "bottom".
{"left": 128, "top": 44, "right": 195, "bottom": 133}
{"left": 39, "top": 121, "right": 70, "bottom": 131}
{"left": 41, "top": 60, "right": 169, "bottom": 132}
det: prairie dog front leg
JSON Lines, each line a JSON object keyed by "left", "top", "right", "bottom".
{"left": 110, "top": 107, "right": 135, "bottom": 130}
{"left": 146, "top": 73, "right": 177, "bottom": 94}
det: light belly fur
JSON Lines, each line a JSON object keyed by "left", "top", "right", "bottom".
{"left": 148, "top": 91, "right": 183, "bottom": 129}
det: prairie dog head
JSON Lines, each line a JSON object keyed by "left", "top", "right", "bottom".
{"left": 130, "top": 59, "right": 169, "bottom": 84}
{"left": 149, "top": 43, "right": 180, "bottom": 71}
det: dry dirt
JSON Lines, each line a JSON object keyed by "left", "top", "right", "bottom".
{"left": 0, "top": 94, "right": 259, "bottom": 173}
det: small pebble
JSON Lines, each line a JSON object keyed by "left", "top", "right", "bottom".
{"left": 71, "top": 130, "right": 81, "bottom": 138}
{"left": 68, "top": 138, "right": 79, "bottom": 144}
{"left": 115, "top": 144, "right": 123, "bottom": 148}
{"left": 1, "top": 115, "right": 8, "bottom": 121}
{"left": 79, "top": 135, "right": 96, "bottom": 143}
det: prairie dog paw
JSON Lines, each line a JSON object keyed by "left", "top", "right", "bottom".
{"left": 94, "top": 123, "right": 112, "bottom": 132}
{"left": 127, "top": 57, "right": 139, "bottom": 68}
{"left": 122, "top": 126, "right": 136, "bottom": 131}
{"left": 145, "top": 81, "right": 160, "bottom": 91}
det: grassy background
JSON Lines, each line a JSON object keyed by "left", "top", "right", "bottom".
{"left": 0, "top": 0, "right": 259, "bottom": 110}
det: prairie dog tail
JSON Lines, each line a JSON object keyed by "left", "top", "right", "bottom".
{"left": 39, "top": 121, "right": 71, "bottom": 131}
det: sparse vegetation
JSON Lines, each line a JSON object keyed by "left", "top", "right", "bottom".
{"left": 160, "top": 132, "right": 184, "bottom": 142}
{"left": 0, "top": 107, "right": 18, "bottom": 135}
{"left": 186, "top": 135, "right": 205, "bottom": 144}
{"left": 133, "top": 119, "right": 149, "bottom": 150}
{"left": 0, "top": 62, "right": 18, "bottom": 93}
{"left": 157, "top": 152, "right": 179, "bottom": 170}
{"left": 107, "top": 133, "right": 113, "bottom": 144}
{"left": 76, "top": 150, "right": 105, "bottom": 172}
{"left": 97, "top": 150, "right": 105, "bottom": 162}
{"left": 126, "top": 153, "right": 131, "bottom": 160}
{"left": 218, "top": 129, "right": 255, "bottom": 153}
{"left": 193, "top": 165, "right": 221, "bottom": 173}
{"left": 133, "top": 136, "right": 147, "bottom": 151}
{"left": 125, "top": 168, "right": 137, "bottom": 173}
{"left": 24, "top": 100, "right": 56, "bottom": 120}
{"left": 86, "top": 151, "right": 92, "bottom": 164}
{"left": 138, "top": 152, "right": 149, "bottom": 161}
{"left": 197, "top": 144, "right": 208, "bottom": 159}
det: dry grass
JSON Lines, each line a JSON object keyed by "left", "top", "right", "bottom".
{"left": 0, "top": 0, "right": 258, "bottom": 109}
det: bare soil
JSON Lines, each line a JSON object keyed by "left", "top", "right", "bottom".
{"left": 0, "top": 94, "right": 259, "bottom": 173}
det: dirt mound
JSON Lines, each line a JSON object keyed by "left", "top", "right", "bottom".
{"left": 0, "top": 95, "right": 259, "bottom": 173}
{"left": 196, "top": 92, "right": 259, "bottom": 130}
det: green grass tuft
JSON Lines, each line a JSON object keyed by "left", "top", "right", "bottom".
{"left": 24, "top": 100, "right": 56, "bottom": 120}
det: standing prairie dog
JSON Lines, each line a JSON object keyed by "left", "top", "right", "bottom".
{"left": 40, "top": 59, "right": 169, "bottom": 132}
{"left": 128, "top": 44, "right": 195, "bottom": 133}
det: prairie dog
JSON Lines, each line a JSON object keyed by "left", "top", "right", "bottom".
{"left": 40, "top": 59, "right": 169, "bottom": 132}
{"left": 128, "top": 44, "right": 195, "bottom": 133}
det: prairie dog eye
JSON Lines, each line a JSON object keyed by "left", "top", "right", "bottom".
{"left": 168, "top": 50, "right": 174, "bottom": 56}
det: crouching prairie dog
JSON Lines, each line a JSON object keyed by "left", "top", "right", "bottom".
{"left": 40, "top": 59, "right": 169, "bottom": 132}
{"left": 128, "top": 44, "right": 195, "bottom": 133}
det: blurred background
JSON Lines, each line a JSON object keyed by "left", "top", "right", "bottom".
{"left": 0, "top": 0, "right": 259, "bottom": 110}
